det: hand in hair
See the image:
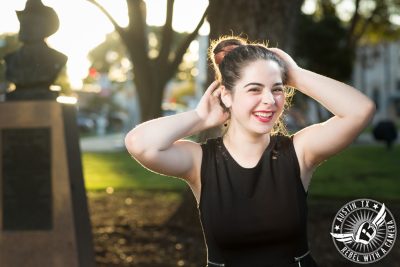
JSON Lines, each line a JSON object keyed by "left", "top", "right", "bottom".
{"left": 195, "top": 80, "right": 230, "bottom": 128}
{"left": 268, "top": 48, "right": 301, "bottom": 87}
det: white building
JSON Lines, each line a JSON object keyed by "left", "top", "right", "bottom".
{"left": 353, "top": 41, "right": 400, "bottom": 123}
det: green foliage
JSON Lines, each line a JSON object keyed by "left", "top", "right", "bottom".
{"left": 0, "top": 34, "right": 21, "bottom": 85}
{"left": 356, "top": 0, "right": 400, "bottom": 44}
{"left": 0, "top": 33, "right": 20, "bottom": 58}
{"left": 295, "top": 13, "right": 354, "bottom": 81}
{"left": 87, "top": 32, "right": 127, "bottom": 74}
{"left": 86, "top": 26, "right": 192, "bottom": 78}
{"left": 82, "top": 151, "right": 187, "bottom": 191}
{"left": 295, "top": 0, "right": 400, "bottom": 82}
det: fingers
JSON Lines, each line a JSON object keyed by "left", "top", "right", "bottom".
{"left": 268, "top": 47, "right": 298, "bottom": 68}
{"left": 267, "top": 47, "right": 279, "bottom": 52}
{"left": 212, "top": 87, "right": 222, "bottom": 97}
{"left": 204, "top": 80, "right": 220, "bottom": 96}
{"left": 268, "top": 47, "right": 285, "bottom": 58}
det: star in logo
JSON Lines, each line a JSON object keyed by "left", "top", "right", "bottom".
{"left": 334, "top": 225, "right": 340, "bottom": 231}
{"left": 373, "top": 204, "right": 379, "bottom": 209}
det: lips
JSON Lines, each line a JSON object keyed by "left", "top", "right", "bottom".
{"left": 253, "top": 110, "right": 274, "bottom": 123}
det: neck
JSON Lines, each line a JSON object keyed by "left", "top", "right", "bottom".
{"left": 223, "top": 122, "right": 270, "bottom": 153}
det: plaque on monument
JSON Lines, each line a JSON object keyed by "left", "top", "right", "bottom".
{"left": 2, "top": 128, "right": 52, "bottom": 230}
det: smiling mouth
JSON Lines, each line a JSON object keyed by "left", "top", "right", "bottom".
{"left": 253, "top": 111, "right": 274, "bottom": 122}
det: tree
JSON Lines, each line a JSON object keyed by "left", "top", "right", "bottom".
{"left": 342, "top": 0, "right": 400, "bottom": 48}
{"left": 294, "top": 0, "right": 400, "bottom": 122}
{"left": 297, "top": 0, "right": 400, "bottom": 79}
{"left": 87, "top": 0, "right": 208, "bottom": 121}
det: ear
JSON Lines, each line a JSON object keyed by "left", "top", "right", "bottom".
{"left": 220, "top": 85, "right": 233, "bottom": 108}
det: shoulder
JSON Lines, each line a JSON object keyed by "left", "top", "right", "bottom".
{"left": 181, "top": 136, "right": 219, "bottom": 182}
{"left": 181, "top": 136, "right": 220, "bottom": 162}
{"left": 182, "top": 137, "right": 220, "bottom": 201}
{"left": 292, "top": 131, "right": 317, "bottom": 178}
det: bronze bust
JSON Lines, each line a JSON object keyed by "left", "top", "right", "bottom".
{"left": 4, "top": 0, "right": 67, "bottom": 100}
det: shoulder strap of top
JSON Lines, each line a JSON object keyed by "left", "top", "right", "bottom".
{"left": 200, "top": 138, "right": 217, "bottom": 192}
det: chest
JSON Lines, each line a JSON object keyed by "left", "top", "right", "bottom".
{"left": 201, "top": 162, "right": 307, "bottom": 246}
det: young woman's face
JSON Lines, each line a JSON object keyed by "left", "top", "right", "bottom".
{"left": 226, "top": 59, "right": 286, "bottom": 135}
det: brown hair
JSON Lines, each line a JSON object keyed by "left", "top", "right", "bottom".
{"left": 208, "top": 35, "right": 295, "bottom": 135}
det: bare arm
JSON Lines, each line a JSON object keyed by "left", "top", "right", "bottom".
{"left": 125, "top": 81, "right": 229, "bottom": 184}
{"left": 269, "top": 48, "right": 375, "bottom": 171}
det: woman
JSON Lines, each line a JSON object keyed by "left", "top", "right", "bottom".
{"left": 125, "top": 36, "right": 375, "bottom": 267}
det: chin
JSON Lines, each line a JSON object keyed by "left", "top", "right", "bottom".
{"left": 251, "top": 125, "right": 274, "bottom": 135}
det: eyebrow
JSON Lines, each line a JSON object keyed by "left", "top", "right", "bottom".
{"left": 244, "top": 82, "right": 283, "bottom": 88}
{"left": 244, "top": 82, "right": 264, "bottom": 88}
{"left": 273, "top": 82, "right": 284, "bottom": 86}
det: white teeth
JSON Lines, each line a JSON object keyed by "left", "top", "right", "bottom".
{"left": 254, "top": 112, "right": 273, "bottom": 118}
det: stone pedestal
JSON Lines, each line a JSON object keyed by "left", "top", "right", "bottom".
{"left": 0, "top": 101, "right": 94, "bottom": 267}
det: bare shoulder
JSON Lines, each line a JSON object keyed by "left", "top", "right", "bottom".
{"left": 291, "top": 130, "right": 317, "bottom": 192}
{"left": 291, "top": 124, "right": 322, "bottom": 168}
{"left": 177, "top": 139, "right": 203, "bottom": 199}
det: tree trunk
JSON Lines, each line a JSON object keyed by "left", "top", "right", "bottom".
{"left": 88, "top": 0, "right": 208, "bottom": 122}
{"left": 129, "top": 56, "right": 167, "bottom": 121}
{"left": 208, "top": 0, "right": 304, "bottom": 52}
{"left": 166, "top": 0, "right": 305, "bottom": 237}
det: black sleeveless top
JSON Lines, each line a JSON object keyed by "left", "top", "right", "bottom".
{"left": 198, "top": 135, "right": 318, "bottom": 267}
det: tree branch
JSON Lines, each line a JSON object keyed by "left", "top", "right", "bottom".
{"left": 157, "top": 0, "right": 174, "bottom": 66}
{"left": 86, "top": 0, "right": 124, "bottom": 37}
{"left": 347, "top": 0, "right": 361, "bottom": 40}
{"left": 126, "top": 0, "right": 149, "bottom": 63}
{"left": 124, "top": 0, "right": 150, "bottom": 75}
{"left": 351, "top": 2, "right": 381, "bottom": 47}
{"left": 166, "top": 5, "right": 209, "bottom": 81}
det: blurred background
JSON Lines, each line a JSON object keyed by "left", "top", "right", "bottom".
{"left": 0, "top": 0, "right": 399, "bottom": 266}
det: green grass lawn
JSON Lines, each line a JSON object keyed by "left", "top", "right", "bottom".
{"left": 82, "top": 144, "right": 400, "bottom": 200}
{"left": 309, "top": 144, "right": 400, "bottom": 200}
{"left": 82, "top": 150, "right": 187, "bottom": 191}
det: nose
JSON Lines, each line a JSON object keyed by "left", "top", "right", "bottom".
{"left": 262, "top": 91, "right": 275, "bottom": 105}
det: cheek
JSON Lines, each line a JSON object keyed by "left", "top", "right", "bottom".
{"left": 232, "top": 95, "right": 257, "bottom": 110}
{"left": 274, "top": 94, "right": 285, "bottom": 109}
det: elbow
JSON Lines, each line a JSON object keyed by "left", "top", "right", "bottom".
{"left": 364, "top": 99, "right": 376, "bottom": 121}
{"left": 124, "top": 129, "right": 146, "bottom": 157}
{"left": 353, "top": 99, "right": 376, "bottom": 126}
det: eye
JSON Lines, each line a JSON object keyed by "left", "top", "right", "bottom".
{"left": 272, "top": 87, "right": 284, "bottom": 93}
{"left": 248, "top": 87, "right": 261, "bottom": 92}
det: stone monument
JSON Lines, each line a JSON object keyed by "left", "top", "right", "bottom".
{"left": 0, "top": 0, "right": 95, "bottom": 266}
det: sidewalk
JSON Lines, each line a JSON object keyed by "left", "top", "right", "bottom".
{"left": 80, "top": 132, "right": 126, "bottom": 152}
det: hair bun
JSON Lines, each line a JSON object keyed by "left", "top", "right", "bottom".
{"left": 214, "top": 45, "right": 240, "bottom": 65}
